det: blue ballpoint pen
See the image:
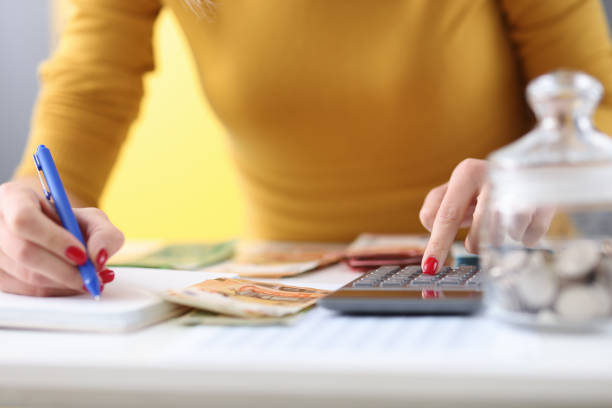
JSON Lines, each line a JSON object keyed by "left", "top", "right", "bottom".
{"left": 33, "top": 145, "right": 101, "bottom": 299}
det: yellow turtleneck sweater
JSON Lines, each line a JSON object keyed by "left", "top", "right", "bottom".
{"left": 15, "top": 0, "right": 612, "bottom": 241}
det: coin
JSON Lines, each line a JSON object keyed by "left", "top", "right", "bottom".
{"left": 554, "top": 284, "right": 611, "bottom": 322}
{"left": 499, "top": 250, "right": 528, "bottom": 273}
{"left": 555, "top": 240, "right": 600, "bottom": 280}
{"left": 596, "top": 256, "right": 612, "bottom": 289}
{"left": 516, "top": 252, "right": 559, "bottom": 309}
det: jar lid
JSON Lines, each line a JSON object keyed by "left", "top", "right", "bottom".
{"left": 489, "top": 70, "right": 612, "bottom": 170}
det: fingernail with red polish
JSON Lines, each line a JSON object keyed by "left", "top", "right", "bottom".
{"left": 96, "top": 249, "right": 108, "bottom": 270}
{"left": 100, "top": 269, "right": 115, "bottom": 284}
{"left": 66, "top": 246, "right": 88, "bottom": 266}
{"left": 423, "top": 256, "right": 439, "bottom": 275}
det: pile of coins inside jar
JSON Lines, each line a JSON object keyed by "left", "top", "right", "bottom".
{"left": 485, "top": 239, "right": 612, "bottom": 325}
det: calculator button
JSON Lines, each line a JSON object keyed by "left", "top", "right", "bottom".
{"left": 437, "top": 266, "right": 451, "bottom": 276}
{"left": 353, "top": 281, "right": 378, "bottom": 288}
{"left": 399, "top": 266, "right": 422, "bottom": 275}
{"left": 380, "top": 281, "right": 405, "bottom": 288}
{"left": 412, "top": 274, "right": 436, "bottom": 283}
{"left": 410, "top": 275, "right": 437, "bottom": 287}
{"left": 442, "top": 272, "right": 461, "bottom": 278}
{"left": 466, "top": 280, "right": 481, "bottom": 289}
{"left": 370, "top": 266, "right": 400, "bottom": 276}
{"left": 410, "top": 281, "right": 436, "bottom": 287}
{"left": 437, "top": 281, "right": 463, "bottom": 288}
{"left": 439, "top": 279, "right": 462, "bottom": 286}
{"left": 458, "top": 266, "right": 477, "bottom": 278}
{"left": 457, "top": 265, "right": 477, "bottom": 274}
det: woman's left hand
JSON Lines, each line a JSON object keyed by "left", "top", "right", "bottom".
{"left": 418, "top": 158, "right": 489, "bottom": 275}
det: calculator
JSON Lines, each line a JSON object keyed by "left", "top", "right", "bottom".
{"left": 319, "top": 265, "right": 483, "bottom": 315}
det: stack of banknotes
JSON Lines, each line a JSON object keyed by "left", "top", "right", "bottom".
{"left": 222, "top": 234, "right": 427, "bottom": 277}
{"left": 111, "top": 234, "right": 428, "bottom": 325}
{"left": 162, "top": 278, "right": 330, "bottom": 326}
{"left": 344, "top": 234, "right": 427, "bottom": 270}
{"left": 110, "top": 241, "right": 235, "bottom": 270}
{"left": 110, "top": 234, "right": 428, "bottom": 276}
{"left": 221, "top": 241, "right": 347, "bottom": 277}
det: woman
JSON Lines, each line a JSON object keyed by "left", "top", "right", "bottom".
{"left": 1, "top": 0, "right": 612, "bottom": 296}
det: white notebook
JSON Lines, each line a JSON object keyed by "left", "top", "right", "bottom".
{"left": 0, "top": 267, "right": 234, "bottom": 333}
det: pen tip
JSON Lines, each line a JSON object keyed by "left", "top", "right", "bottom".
{"left": 94, "top": 296, "right": 100, "bottom": 301}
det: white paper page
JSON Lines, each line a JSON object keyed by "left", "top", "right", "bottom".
{"left": 0, "top": 267, "right": 236, "bottom": 331}
{"left": 0, "top": 267, "right": 234, "bottom": 311}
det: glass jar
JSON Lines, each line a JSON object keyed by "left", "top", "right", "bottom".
{"left": 481, "top": 70, "right": 612, "bottom": 329}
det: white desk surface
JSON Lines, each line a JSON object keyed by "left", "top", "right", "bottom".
{"left": 1, "top": 264, "right": 612, "bottom": 408}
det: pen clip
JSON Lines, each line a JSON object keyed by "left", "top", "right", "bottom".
{"left": 32, "top": 153, "right": 52, "bottom": 202}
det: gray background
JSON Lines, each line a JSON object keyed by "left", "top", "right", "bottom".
{"left": 1, "top": 1, "right": 612, "bottom": 183}
{"left": 1, "top": 0, "right": 50, "bottom": 182}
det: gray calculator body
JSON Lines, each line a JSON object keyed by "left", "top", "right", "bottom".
{"left": 320, "top": 265, "right": 483, "bottom": 315}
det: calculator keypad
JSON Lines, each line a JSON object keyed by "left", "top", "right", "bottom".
{"left": 350, "top": 265, "right": 481, "bottom": 290}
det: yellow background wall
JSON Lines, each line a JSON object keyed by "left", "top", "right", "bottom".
{"left": 54, "top": 2, "right": 245, "bottom": 242}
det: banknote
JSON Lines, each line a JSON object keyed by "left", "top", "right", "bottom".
{"left": 345, "top": 233, "right": 428, "bottom": 270}
{"left": 174, "top": 308, "right": 307, "bottom": 326}
{"left": 110, "top": 241, "right": 234, "bottom": 270}
{"left": 223, "top": 241, "right": 346, "bottom": 278}
{"left": 162, "top": 278, "right": 330, "bottom": 318}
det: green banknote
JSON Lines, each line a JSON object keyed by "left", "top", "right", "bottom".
{"left": 173, "top": 309, "right": 306, "bottom": 326}
{"left": 110, "top": 242, "right": 235, "bottom": 270}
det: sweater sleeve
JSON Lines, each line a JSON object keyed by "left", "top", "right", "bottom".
{"left": 13, "top": 0, "right": 162, "bottom": 206}
{"left": 500, "top": 0, "right": 612, "bottom": 133}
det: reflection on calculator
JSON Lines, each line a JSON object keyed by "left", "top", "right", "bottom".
{"left": 319, "top": 265, "right": 483, "bottom": 315}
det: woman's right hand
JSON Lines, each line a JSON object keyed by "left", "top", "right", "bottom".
{"left": 0, "top": 181, "right": 124, "bottom": 297}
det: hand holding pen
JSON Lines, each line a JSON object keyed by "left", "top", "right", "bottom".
{"left": 0, "top": 146, "right": 124, "bottom": 297}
